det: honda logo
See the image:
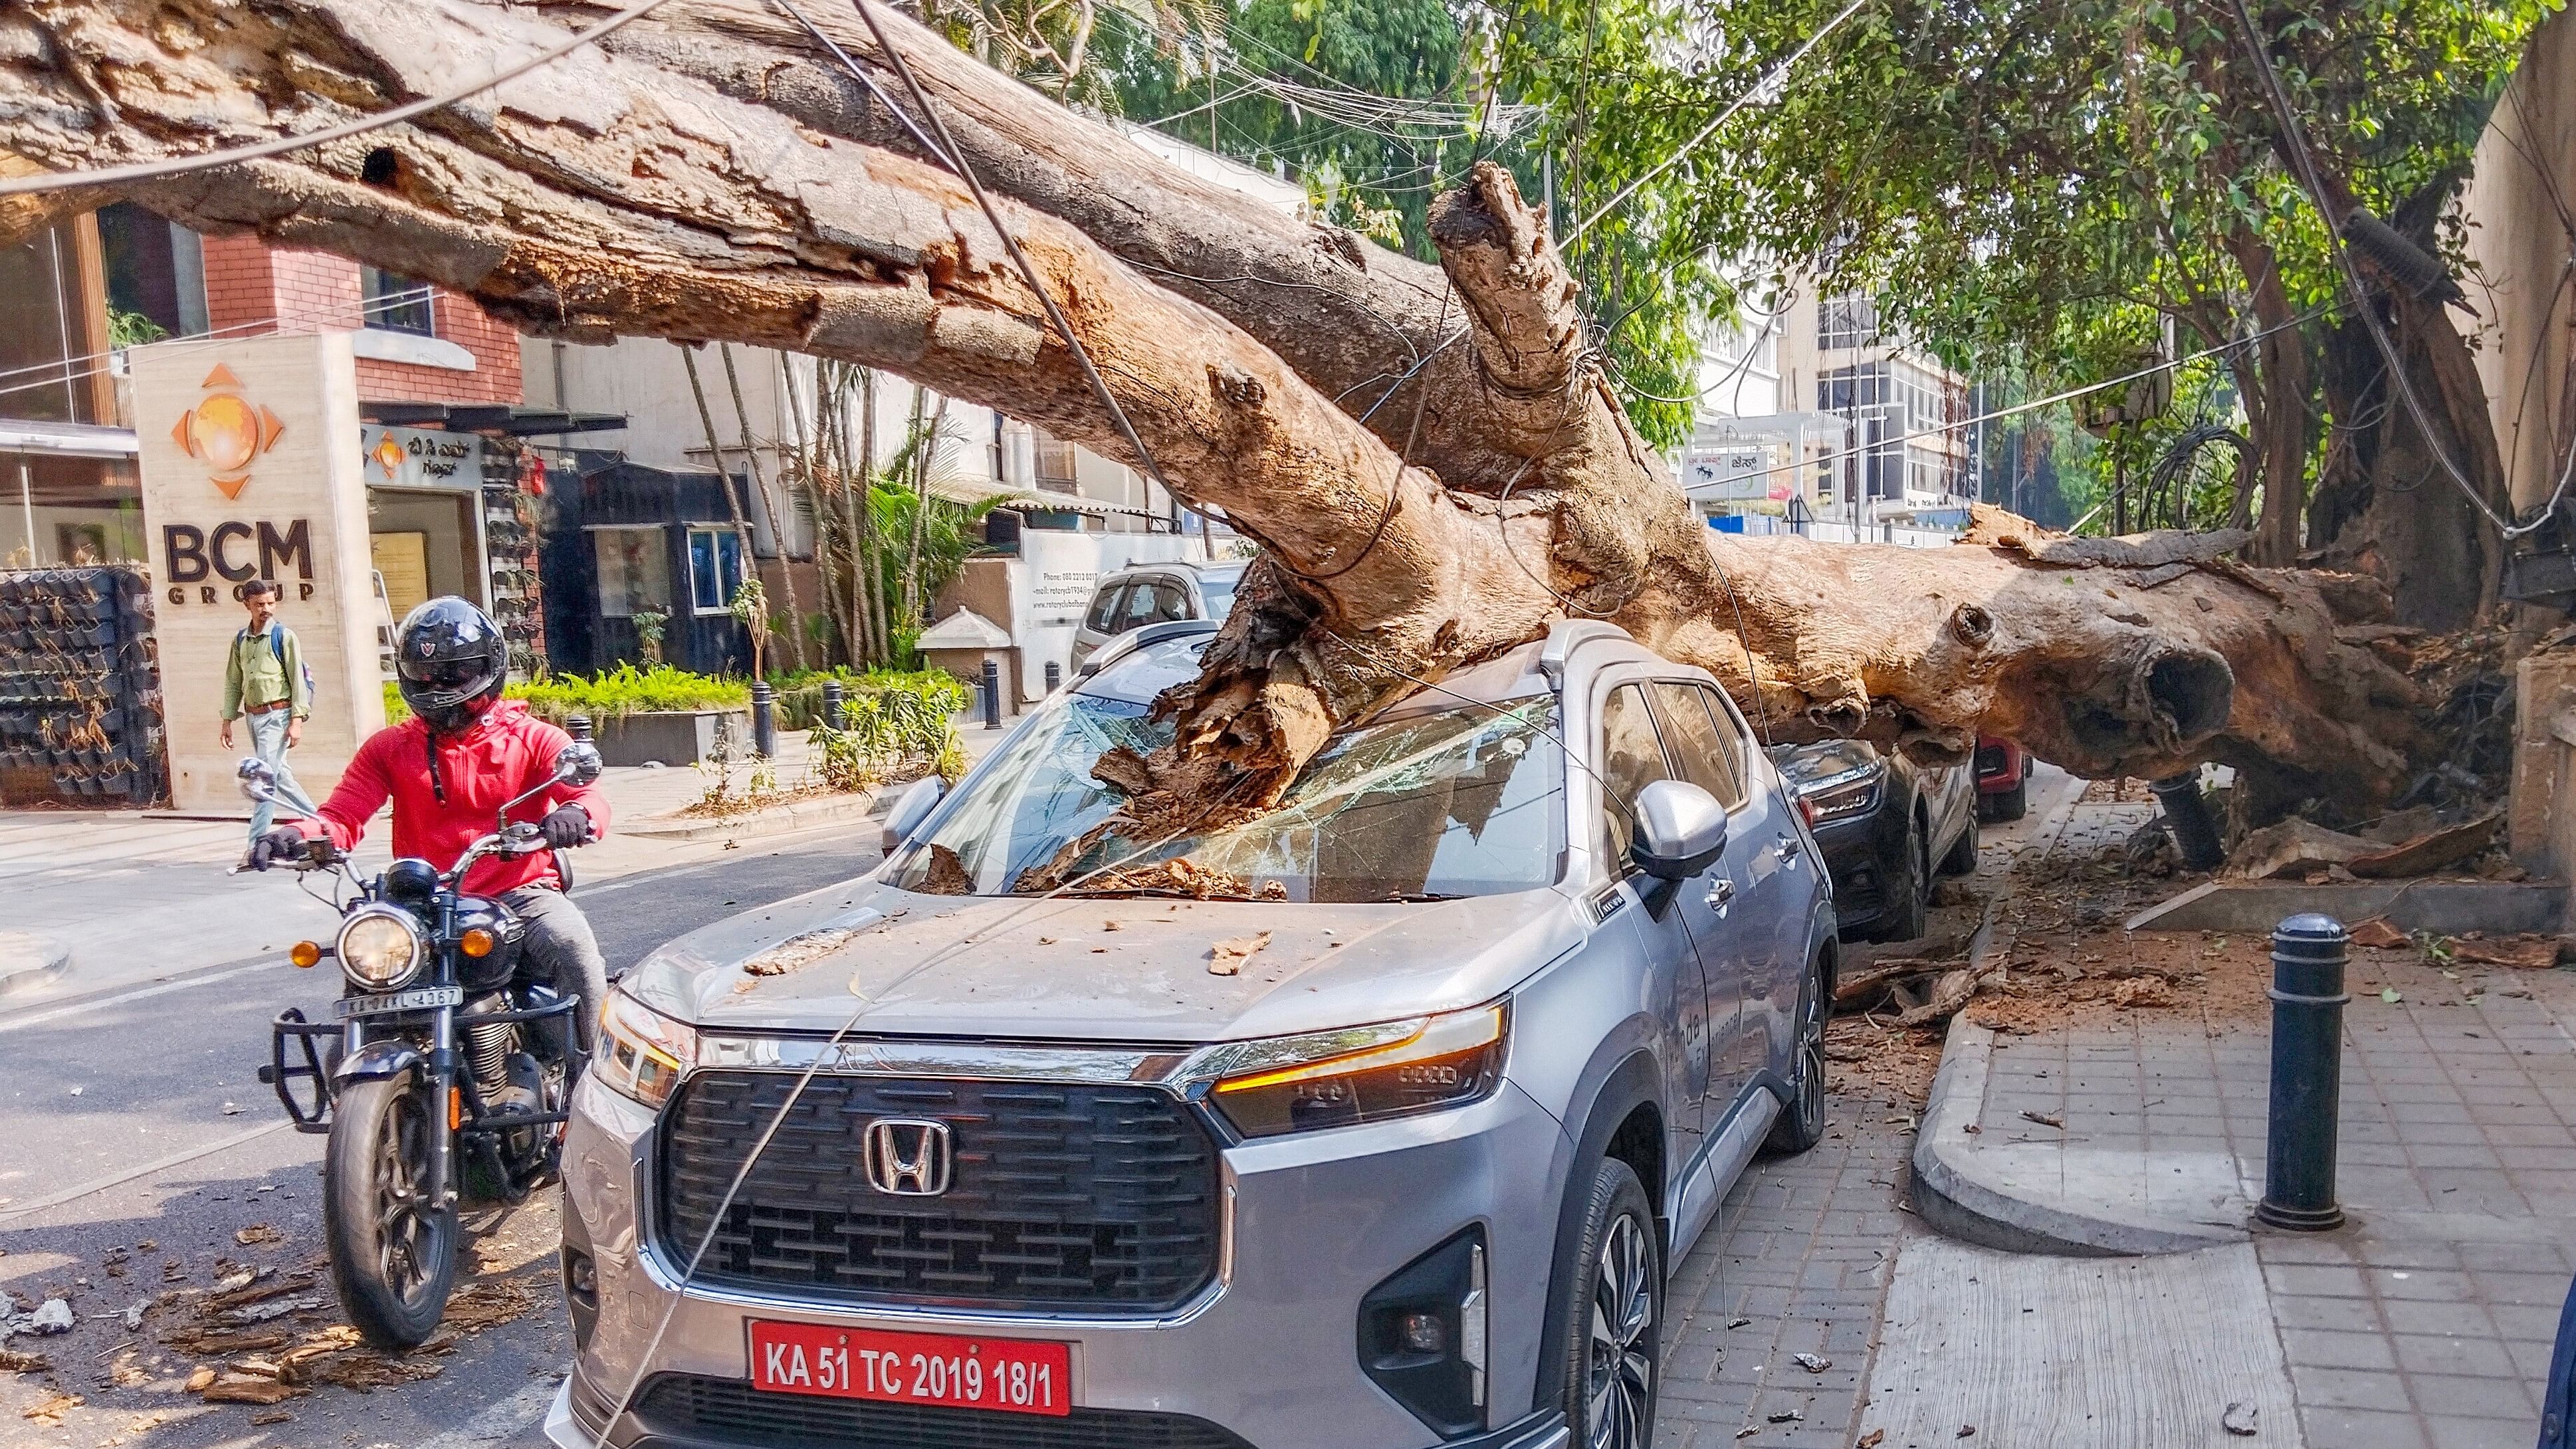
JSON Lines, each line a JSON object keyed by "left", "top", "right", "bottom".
{"left": 861, "top": 1118, "right": 954, "bottom": 1197}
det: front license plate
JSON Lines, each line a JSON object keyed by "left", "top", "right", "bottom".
{"left": 748, "top": 1319, "right": 1073, "bottom": 1417}
{"left": 332, "top": 985, "right": 463, "bottom": 1018}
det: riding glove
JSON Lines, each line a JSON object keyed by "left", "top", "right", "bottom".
{"left": 539, "top": 804, "right": 591, "bottom": 850}
{"left": 248, "top": 826, "right": 307, "bottom": 871}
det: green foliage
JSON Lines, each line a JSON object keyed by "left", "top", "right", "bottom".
{"left": 800, "top": 671, "right": 973, "bottom": 790}
{"left": 512, "top": 665, "right": 752, "bottom": 724}
{"left": 108, "top": 308, "right": 167, "bottom": 348}
{"left": 766, "top": 667, "right": 974, "bottom": 731}
{"left": 631, "top": 607, "right": 669, "bottom": 665}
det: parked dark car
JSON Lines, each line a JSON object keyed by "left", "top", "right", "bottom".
{"left": 1975, "top": 735, "right": 2034, "bottom": 822}
{"left": 1769, "top": 738, "right": 1978, "bottom": 942}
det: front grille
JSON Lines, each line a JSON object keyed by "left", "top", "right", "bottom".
{"left": 656, "top": 1072, "right": 1221, "bottom": 1311}
{"left": 631, "top": 1373, "right": 1256, "bottom": 1448}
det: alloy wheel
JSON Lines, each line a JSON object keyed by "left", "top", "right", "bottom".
{"left": 1794, "top": 972, "right": 1827, "bottom": 1136}
{"left": 372, "top": 1092, "right": 439, "bottom": 1308}
{"left": 1585, "top": 1212, "right": 1656, "bottom": 1449}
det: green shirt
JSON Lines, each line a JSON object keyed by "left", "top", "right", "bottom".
{"left": 223, "top": 623, "right": 311, "bottom": 721}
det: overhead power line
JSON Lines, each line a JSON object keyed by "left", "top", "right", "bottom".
{"left": 0, "top": 0, "right": 681, "bottom": 196}
{"left": 1566, "top": 0, "right": 1870, "bottom": 246}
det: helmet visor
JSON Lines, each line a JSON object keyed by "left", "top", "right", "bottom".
{"left": 397, "top": 655, "right": 496, "bottom": 696}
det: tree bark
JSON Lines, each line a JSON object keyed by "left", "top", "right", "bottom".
{"left": 0, "top": 0, "right": 2432, "bottom": 813}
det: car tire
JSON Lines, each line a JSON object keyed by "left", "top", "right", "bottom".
{"left": 1939, "top": 807, "right": 1979, "bottom": 875}
{"left": 1983, "top": 778, "right": 2028, "bottom": 824}
{"left": 1874, "top": 816, "right": 1929, "bottom": 943}
{"left": 1764, "top": 954, "right": 1829, "bottom": 1157}
{"left": 1555, "top": 1157, "right": 1662, "bottom": 1449}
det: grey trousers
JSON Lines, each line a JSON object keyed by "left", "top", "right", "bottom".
{"left": 245, "top": 708, "right": 320, "bottom": 842}
{"left": 502, "top": 883, "right": 607, "bottom": 1052}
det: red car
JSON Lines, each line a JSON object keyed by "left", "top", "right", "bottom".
{"left": 1975, "top": 736, "right": 2032, "bottom": 822}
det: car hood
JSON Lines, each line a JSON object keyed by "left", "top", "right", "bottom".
{"left": 624, "top": 875, "right": 1590, "bottom": 1045}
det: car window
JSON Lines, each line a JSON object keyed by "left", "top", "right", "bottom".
{"left": 1117, "top": 580, "right": 1167, "bottom": 630}
{"left": 1146, "top": 581, "right": 1190, "bottom": 623}
{"left": 1085, "top": 582, "right": 1129, "bottom": 633}
{"left": 887, "top": 695, "right": 1566, "bottom": 901}
{"left": 1598, "top": 683, "right": 1672, "bottom": 871}
{"left": 1652, "top": 682, "right": 1747, "bottom": 810}
{"left": 1196, "top": 571, "right": 1239, "bottom": 619}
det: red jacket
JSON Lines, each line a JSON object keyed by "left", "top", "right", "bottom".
{"left": 302, "top": 701, "right": 612, "bottom": 896}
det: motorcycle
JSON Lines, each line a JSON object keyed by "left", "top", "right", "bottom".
{"left": 247, "top": 731, "right": 603, "bottom": 1348}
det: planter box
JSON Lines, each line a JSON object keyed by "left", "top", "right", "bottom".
{"left": 591, "top": 709, "right": 747, "bottom": 767}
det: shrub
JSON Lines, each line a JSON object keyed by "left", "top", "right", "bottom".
{"left": 796, "top": 669, "right": 969, "bottom": 790}
{"left": 512, "top": 664, "right": 750, "bottom": 725}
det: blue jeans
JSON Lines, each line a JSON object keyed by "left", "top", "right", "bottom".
{"left": 245, "top": 708, "right": 320, "bottom": 843}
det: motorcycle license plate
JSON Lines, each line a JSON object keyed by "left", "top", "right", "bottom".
{"left": 333, "top": 985, "right": 464, "bottom": 1018}
{"left": 748, "top": 1319, "right": 1072, "bottom": 1417}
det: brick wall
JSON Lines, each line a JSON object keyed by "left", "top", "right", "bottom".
{"left": 197, "top": 234, "right": 520, "bottom": 406}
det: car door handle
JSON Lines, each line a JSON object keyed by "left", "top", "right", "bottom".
{"left": 1705, "top": 877, "right": 1736, "bottom": 913}
{"left": 1775, "top": 836, "right": 1801, "bottom": 867}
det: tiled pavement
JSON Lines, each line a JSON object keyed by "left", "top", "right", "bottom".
{"left": 1959, "top": 796, "right": 2576, "bottom": 1449}
{"left": 1654, "top": 1094, "right": 1918, "bottom": 1447}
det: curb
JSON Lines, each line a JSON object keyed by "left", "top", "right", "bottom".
{"left": 1905, "top": 786, "right": 2249, "bottom": 1258}
{"left": 0, "top": 931, "right": 70, "bottom": 999}
{"left": 621, "top": 787, "right": 884, "bottom": 843}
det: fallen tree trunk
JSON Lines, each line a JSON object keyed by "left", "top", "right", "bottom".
{"left": 0, "top": 0, "right": 2428, "bottom": 811}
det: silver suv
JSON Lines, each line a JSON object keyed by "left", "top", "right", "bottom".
{"left": 1068, "top": 558, "right": 1247, "bottom": 671}
{"left": 549, "top": 619, "right": 1837, "bottom": 1449}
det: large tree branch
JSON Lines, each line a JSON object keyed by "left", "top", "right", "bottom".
{"left": 0, "top": 0, "right": 2431, "bottom": 818}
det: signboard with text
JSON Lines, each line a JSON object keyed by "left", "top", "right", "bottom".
{"left": 360, "top": 425, "right": 483, "bottom": 490}
{"left": 133, "top": 334, "right": 385, "bottom": 812}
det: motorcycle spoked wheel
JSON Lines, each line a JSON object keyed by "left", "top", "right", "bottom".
{"left": 324, "top": 1076, "right": 460, "bottom": 1349}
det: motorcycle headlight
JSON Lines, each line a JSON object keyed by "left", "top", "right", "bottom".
{"left": 1196, "top": 1004, "right": 1507, "bottom": 1139}
{"left": 337, "top": 909, "right": 425, "bottom": 990}
{"left": 1800, "top": 764, "right": 1883, "bottom": 823}
{"left": 597, "top": 989, "right": 698, "bottom": 1109}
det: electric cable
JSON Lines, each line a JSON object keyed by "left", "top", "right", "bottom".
{"left": 0, "top": 0, "right": 683, "bottom": 196}
{"left": 0, "top": 284, "right": 436, "bottom": 401}
{"left": 2219, "top": 0, "right": 2524, "bottom": 536}
{"left": 1564, "top": 0, "right": 1870, "bottom": 247}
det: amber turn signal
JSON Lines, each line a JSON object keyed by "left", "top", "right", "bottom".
{"left": 460, "top": 927, "right": 496, "bottom": 958}
{"left": 288, "top": 941, "right": 322, "bottom": 968}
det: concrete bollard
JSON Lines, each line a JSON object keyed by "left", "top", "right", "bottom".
{"left": 564, "top": 712, "right": 593, "bottom": 742}
{"left": 981, "top": 659, "right": 1002, "bottom": 730}
{"left": 821, "top": 678, "right": 845, "bottom": 731}
{"left": 2149, "top": 771, "right": 2226, "bottom": 871}
{"left": 2258, "top": 913, "right": 2350, "bottom": 1230}
{"left": 750, "top": 680, "right": 778, "bottom": 759}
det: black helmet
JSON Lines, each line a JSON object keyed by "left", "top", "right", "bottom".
{"left": 395, "top": 597, "right": 507, "bottom": 733}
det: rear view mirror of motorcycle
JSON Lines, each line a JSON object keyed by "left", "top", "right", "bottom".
{"left": 236, "top": 756, "right": 279, "bottom": 804}
{"left": 553, "top": 740, "right": 604, "bottom": 788}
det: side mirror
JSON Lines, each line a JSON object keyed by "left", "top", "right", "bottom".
{"left": 554, "top": 741, "right": 604, "bottom": 788}
{"left": 1630, "top": 779, "right": 1728, "bottom": 880}
{"left": 881, "top": 776, "right": 946, "bottom": 854}
{"left": 236, "top": 756, "right": 278, "bottom": 804}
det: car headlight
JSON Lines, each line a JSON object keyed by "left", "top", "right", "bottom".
{"left": 1800, "top": 764, "right": 1883, "bottom": 823}
{"left": 597, "top": 988, "right": 698, "bottom": 1109}
{"left": 1196, "top": 1004, "right": 1507, "bottom": 1139}
{"left": 337, "top": 909, "right": 425, "bottom": 990}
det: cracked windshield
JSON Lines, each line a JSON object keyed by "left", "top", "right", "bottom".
{"left": 889, "top": 695, "right": 1565, "bottom": 900}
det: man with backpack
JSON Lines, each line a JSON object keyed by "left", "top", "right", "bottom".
{"left": 221, "top": 578, "right": 321, "bottom": 855}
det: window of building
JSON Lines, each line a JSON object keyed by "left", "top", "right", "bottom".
{"left": 1034, "top": 427, "right": 1079, "bottom": 493}
{"left": 687, "top": 526, "right": 746, "bottom": 614}
{"left": 361, "top": 266, "right": 435, "bottom": 336}
{"left": 1816, "top": 293, "right": 1877, "bottom": 350}
{"left": 96, "top": 203, "right": 207, "bottom": 343}
{"left": 0, "top": 216, "right": 107, "bottom": 426}
{"left": 592, "top": 526, "right": 670, "bottom": 617}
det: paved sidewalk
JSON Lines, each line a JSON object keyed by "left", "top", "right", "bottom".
{"left": 1918, "top": 788, "right": 2576, "bottom": 1449}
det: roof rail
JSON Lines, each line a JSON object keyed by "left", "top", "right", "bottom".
{"left": 1075, "top": 619, "right": 1220, "bottom": 679}
{"left": 1537, "top": 619, "right": 1633, "bottom": 687}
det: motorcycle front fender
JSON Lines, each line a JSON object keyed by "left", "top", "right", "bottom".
{"left": 334, "top": 1038, "right": 424, "bottom": 1087}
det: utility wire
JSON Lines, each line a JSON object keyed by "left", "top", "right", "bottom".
{"left": 0, "top": 284, "right": 435, "bottom": 399}
{"left": 1698, "top": 297, "right": 2335, "bottom": 495}
{"left": 0, "top": 0, "right": 681, "bottom": 196}
{"left": 782, "top": 0, "right": 1182, "bottom": 506}
{"left": 2219, "top": 0, "right": 2529, "bottom": 537}
{"left": 1565, "top": 0, "right": 1870, "bottom": 247}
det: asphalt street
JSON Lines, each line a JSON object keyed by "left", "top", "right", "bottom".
{"left": 0, "top": 822, "right": 885, "bottom": 1449}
